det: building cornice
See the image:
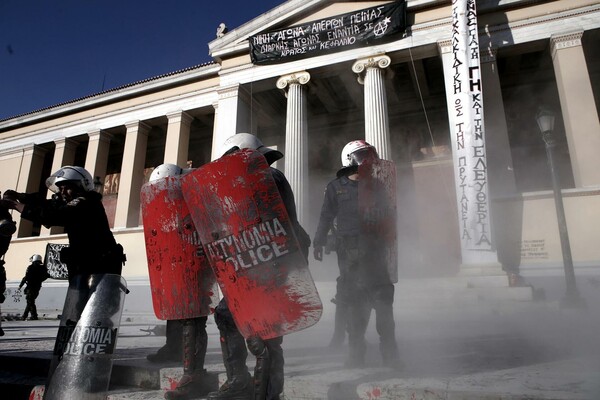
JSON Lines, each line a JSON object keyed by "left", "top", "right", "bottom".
{"left": 0, "top": 63, "right": 220, "bottom": 131}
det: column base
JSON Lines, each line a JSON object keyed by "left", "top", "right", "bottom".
{"left": 458, "top": 262, "right": 510, "bottom": 288}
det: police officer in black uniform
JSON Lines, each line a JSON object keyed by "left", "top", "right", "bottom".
{"left": 3, "top": 166, "right": 125, "bottom": 281}
{"left": 313, "top": 140, "right": 400, "bottom": 369}
{"left": 19, "top": 254, "right": 49, "bottom": 320}
{"left": 144, "top": 163, "right": 215, "bottom": 400}
{"left": 207, "top": 133, "right": 310, "bottom": 400}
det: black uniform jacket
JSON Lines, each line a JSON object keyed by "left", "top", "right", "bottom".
{"left": 313, "top": 175, "right": 360, "bottom": 248}
{"left": 21, "top": 191, "right": 123, "bottom": 276}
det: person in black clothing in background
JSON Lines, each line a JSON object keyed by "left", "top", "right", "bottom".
{"left": 19, "top": 253, "right": 49, "bottom": 320}
{"left": 313, "top": 140, "right": 400, "bottom": 369}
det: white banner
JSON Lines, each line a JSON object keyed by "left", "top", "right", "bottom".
{"left": 450, "top": 0, "right": 492, "bottom": 250}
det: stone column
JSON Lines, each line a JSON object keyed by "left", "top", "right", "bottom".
{"left": 481, "top": 48, "right": 521, "bottom": 273}
{"left": 85, "top": 129, "right": 111, "bottom": 186}
{"left": 438, "top": 39, "right": 504, "bottom": 277}
{"left": 352, "top": 54, "right": 392, "bottom": 160}
{"left": 114, "top": 121, "right": 150, "bottom": 228}
{"left": 277, "top": 71, "right": 310, "bottom": 226}
{"left": 551, "top": 31, "right": 600, "bottom": 188}
{"left": 50, "top": 138, "right": 78, "bottom": 175}
{"left": 12, "top": 145, "right": 47, "bottom": 237}
{"left": 43, "top": 138, "right": 78, "bottom": 235}
{"left": 165, "top": 111, "right": 193, "bottom": 167}
{"left": 211, "top": 84, "right": 253, "bottom": 160}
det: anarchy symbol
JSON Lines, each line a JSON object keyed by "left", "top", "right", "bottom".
{"left": 374, "top": 17, "right": 391, "bottom": 37}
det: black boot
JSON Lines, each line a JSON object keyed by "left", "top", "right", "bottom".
{"left": 207, "top": 331, "right": 253, "bottom": 400}
{"left": 147, "top": 320, "right": 183, "bottom": 363}
{"left": 165, "top": 370, "right": 217, "bottom": 400}
{"left": 328, "top": 298, "right": 348, "bottom": 349}
{"left": 165, "top": 318, "right": 217, "bottom": 399}
{"left": 246, "top": 338, "right": 270, "bottom": 400}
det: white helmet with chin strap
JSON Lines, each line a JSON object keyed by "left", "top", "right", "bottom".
{"left": 220, "top": 133, "right": 283, "bottom": 165}
{"left": 149, "top": 163, "right": 185, "bottom": 182}
{"left": 46, "top": 166, "right": 95, "bottom": 193}
{"left": 340, "top": 140, "right": 379, "bottom": 167}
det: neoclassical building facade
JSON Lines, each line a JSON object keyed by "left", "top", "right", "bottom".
{"left": 1, "top": 0, "right": 599, "bottom": 287}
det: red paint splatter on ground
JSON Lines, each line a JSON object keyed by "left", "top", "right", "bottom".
{"left": 365, "top": 387, "right": 382, "bottom": 399}
{"left": 167, "top": 376, "right": 178, "bottom": 390}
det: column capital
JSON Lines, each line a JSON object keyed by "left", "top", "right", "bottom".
{"left": 125, "top": 120, "right": 152, "bottom": 135}
{"left": 551, "top": 31, "right": 583, "bottom": 58}
{"left": 437, "top": 39, "right": 453, "bottom": 55}
{"left": 217, "top": 83, "right": 241, "bottom": 100}
{"left": 276, "top": 71, "right": 311, "bottom": 91}
{"left": 53, "top": 137, "right": 79, "bottom": 150}
{"left": 88, "top": 129, "right": 113, "bottom": 143}
{"left": 166, "top": 111, "right": 194, "bottom": 127}
{"left": 352, "top": 54, "right": 391, "bottom": 75}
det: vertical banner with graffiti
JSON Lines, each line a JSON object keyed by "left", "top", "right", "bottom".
{"left": 450, "top": 0, "right": 492, "bottom": 250}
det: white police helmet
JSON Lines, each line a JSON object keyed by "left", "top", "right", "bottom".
{"left": 340, "top": 140, "right": 379, "bottom": 167}
{"left": 149, "top": 163, "right": 184, "bottom": 182}
{"left": 220, "top": 133, "right": 283, "bottom": 165}
{"left": 46, "top": 166, "right": 95, "bottom": 193}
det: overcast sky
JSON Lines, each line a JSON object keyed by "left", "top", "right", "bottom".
{"left": 0, "top": 0, "right": 285, "bottom": 120}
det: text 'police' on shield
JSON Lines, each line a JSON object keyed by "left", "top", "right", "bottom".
{"left": 205, "top": 217, "right": 293, "bottom": 271}
{"left": 53, "top": 325, "right": 117, "bottom": 356}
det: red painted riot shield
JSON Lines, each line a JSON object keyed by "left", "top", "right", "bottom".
{"left": 358, "top": 159, "right": 398, "bottom": 283}
{"left": 141, "top": 175, "right": 219, "bottom": 320}
{"left": 181, "top": 149, "right": 322, "bottom": 340}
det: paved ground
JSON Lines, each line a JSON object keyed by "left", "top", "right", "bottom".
{"left": 1, "top": 279, "right": 600, "bottom": 399}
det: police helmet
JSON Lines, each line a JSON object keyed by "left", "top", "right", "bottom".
{"left": 46, "top": 166, "right": 95, "bottom": 193}
{"left": 149, "top": 163, "right": 184, "bottom": 182}
{"left": 220, "top": 133, "right": 283, "bottom": 165}
{"left": 30, "top": 254, "right": 43, "bottom": 263}
{"left": 340, "top": 140, "right": 379, "bottom": 167}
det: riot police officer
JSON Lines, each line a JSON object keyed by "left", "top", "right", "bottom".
{"left": 208, "top": 133, "right": 310, "bottom": 400}
{"left": 19, "top": 254, "right": 49, "bottom": 320}
{"left": 313, "top": 140, "right": 401, "bottom": 368}
{"left": 2, "top": 166, "right": 125, "bottom": 280}
{"left": 144, "top": 163, "right": 215, "bottom": 400}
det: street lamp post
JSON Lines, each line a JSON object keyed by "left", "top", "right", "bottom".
{"left": 536, "top": 108, "right": 585, "bottom": 308}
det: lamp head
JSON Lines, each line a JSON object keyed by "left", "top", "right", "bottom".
{"left": 536, "top": 107, "right": 555, "bottom": 134}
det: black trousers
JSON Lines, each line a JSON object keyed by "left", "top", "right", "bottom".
{"left": 336, "top": 236, "right": 399, "bottom": 364}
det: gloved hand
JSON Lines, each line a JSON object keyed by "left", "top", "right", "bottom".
{"left": 313, "top": 246, "right": 323, "bottom": 261}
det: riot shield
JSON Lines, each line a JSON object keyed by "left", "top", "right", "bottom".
{"left": 358, "top": 159, "right": 398, "bottom": 283}
{"left": 45, "top": 273, "right": 127, "bottom": 400}
{"left": 44, "top": 243, "right": 69, "bottom": 280}
{"left": 140, "top": 175, "right": 218, "bottom": 320}
{"left": 181, "top": 149, "right": 322, "bottom": 340}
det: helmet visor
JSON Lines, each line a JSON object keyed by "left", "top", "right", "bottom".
{"left": 349, "top": 147, "right": 379, "bottom": 166}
